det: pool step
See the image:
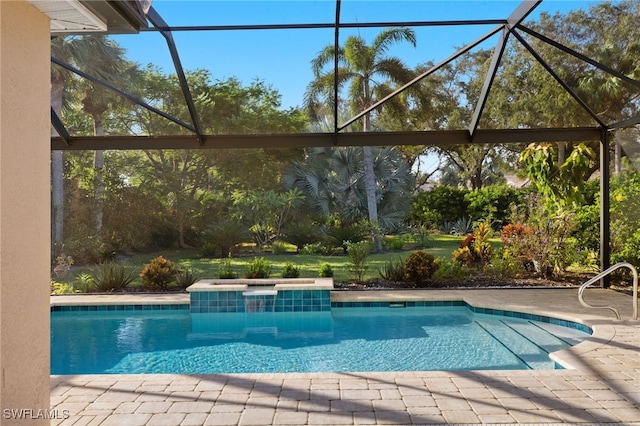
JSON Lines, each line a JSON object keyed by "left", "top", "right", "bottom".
{"left": 474, "top": 319, "right": 570, "bottom": 369}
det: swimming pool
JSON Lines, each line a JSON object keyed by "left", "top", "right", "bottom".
{"left": 51, "top": 302, "right": 591, "bottom": 375}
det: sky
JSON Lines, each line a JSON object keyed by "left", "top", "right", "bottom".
{"left": 112, "top": 0, "right": 603, "bottom": 110}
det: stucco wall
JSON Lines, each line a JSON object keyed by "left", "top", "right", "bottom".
{"left": 0, "top": 1, "right": 51, "bottom": 423}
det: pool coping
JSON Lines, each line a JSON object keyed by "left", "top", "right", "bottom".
{"left": 50, "top": 288, "right": 640, "bottom": 425}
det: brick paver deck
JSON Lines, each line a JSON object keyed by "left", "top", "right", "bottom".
{"left": 51, "top": 288, "right": 640, "bottom": 425}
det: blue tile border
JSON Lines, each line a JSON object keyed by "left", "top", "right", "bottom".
{"left": 51, "top": 303, "right": 189, "bottom": 312}
{"left": 190, "top": 290, "right": 331, "bottom": 313}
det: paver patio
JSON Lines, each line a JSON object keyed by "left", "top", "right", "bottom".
{"left": 51, "top": 288, "right": 640, "bottom": 425}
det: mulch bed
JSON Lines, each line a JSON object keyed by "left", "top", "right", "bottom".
{"left": 334, "top": 272, "right": 599, "bottom": 291}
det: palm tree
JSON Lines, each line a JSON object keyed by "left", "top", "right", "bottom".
{"left": 305, "top": 28, "right": 417, "bottom": 252}
{"left": 51, "top": 35, "right": 127, "bottom": 245}
{"left": 577, "top": 41, "right": 640, "bottom": 174}
{"left": 283, "top": 146, "right": 414, "bottom": 232}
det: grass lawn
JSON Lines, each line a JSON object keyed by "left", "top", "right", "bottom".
{"left": 54, "top": 234, "right": 503, "bottom": 290}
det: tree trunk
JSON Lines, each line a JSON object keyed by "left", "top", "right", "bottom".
{"left": 362, "top": 113, "right": 383, "bottom": 253}
{"left": 614, "top": 139, "right": 622, "bottom": 175}
{"left": 557, "top": 142, "right": 567, "bottom": 166}
{"left": 51, "top": 82, "right": 65, "bottom": 248}
{"left": 92, "top": 114, "right": 105, "bottom": 240}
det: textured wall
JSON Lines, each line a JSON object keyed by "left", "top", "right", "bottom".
{"left": 0, "top": 1, "right": 51, "bottom": 423}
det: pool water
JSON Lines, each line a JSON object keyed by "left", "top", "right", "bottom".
{"left": 51, "top": 306, "right": 590, "bottom": 375}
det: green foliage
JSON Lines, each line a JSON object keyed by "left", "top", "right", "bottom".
{"left": 610, "top": 172, "right": 640, "bottom": 271}
{"left": 140, "top": 256, "right": 178, "bottom": 290}
{"left": 502, "top": 194, "right": 576, "bottom": 276}
{"left": 301, "top": 242, "right": 328, "bottom": 255}
{"left": 346, "top": 240, "right": 372, "bottom": 282}
{"left": 383, "top": 235, "right": 405, "bottom": 251}
{"left": 441, "top": 217, "right": 473, "bottom": 236}
{"left": 378, "top": 257, "right": 406, "bottom": 282}
{"left": 318, "top": 263, "right": 334, "bottom": 277}
{"left": 200, "top": 242, "right": 219, "bottom": 258}
{"left": 51, "top": 281, "right": 76, "bottom": 294}
{"left": 464, "top": 184, "right": 523, "bottom": 230}
{"left": 281, "top": 222, "right": 324, "bottom": 252}
{"left": 149, "top": 226, "right": 178, "bottom": 250}
{"left": 73, "top": 273, "right": 94, "bottom": 293}
{"left": 203, "top": 221, "right": 250, "bottom": 258}
{"left": 324, "top": 224, "right": 368, "bottom": 254}
{"left": 486, "top": 253, "right": 525, "bottom": 278}
{"left": 217, "top": 256, "right": 237, "bottom": 279}
{"left": 281, "top": 262, "right": 301, "bottom": 278}
{"left": 245, "top": 257, "right": 272, "bottom": 279}
{"left": 520, "top": 143, "right": 595, "bottom": 209}
{"left": 92, "top": 263, "right": 136, "bottom": 292}
{"left": 61, "top": 236, "right": 110, "bottom": 265}
{"left": 271, "top": 241, "right": 289, "bottom": 255}
{"left": 175, "top": 268, "right": 199, "bottom": 289}
{"left": 573, "top": 203, "right": 600, "bottom": 252}
{"left": 409, "top": 186, "right": 469, "bottom": 228}
{"left": 403, "top": 251, "right": 438, "bottom": 287}
{"left": 53, "top": 254, "right": 74, "bottom": 278}
{"left": 409, "top": 225, "right": 432, "bottom": 249}
{"left": 432, "top": 259, "right": 470, "bottom": 280}
{"left": 232, "top": 188, "right": 305, "bottom": 251}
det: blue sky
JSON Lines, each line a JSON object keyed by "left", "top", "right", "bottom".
{"left": 113, "top": 1, "right": 602, "bottom": 109}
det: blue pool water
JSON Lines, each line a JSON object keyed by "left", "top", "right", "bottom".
{"left": 51, "top": 305, "right": 591, "bottom": 375}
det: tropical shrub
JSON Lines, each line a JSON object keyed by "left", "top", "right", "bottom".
{"left": 245, "top": 257, "right": 272, "bottom": 279}
{"left": 610, "top": 172, "right": 640, "bottom": 272}
{"left": 141, "top": 256, "right": 178, "bottom": 290}
{"left": 486, "top": 250, "right": 525, "bottom": 278}
{"left": 217, "top": 256, "right": 237, "bottom": 279}
{"left": 452, "top": 222, "right": 493, "bottom": 267}
{"left": 93, "top": 263, "right": 136, "bottom": 292}
{"left": 62, "top": 235, "right": 109, "bottom": 265}
{"left": 433, "top": 259, "right": 470, "bottom": 280}
{"left": 301, "top": 242, "right": 328, "bottom": 255}
{"left": 464, "top": 184, "right": 523, "bottom": 230}
{"left": 346, "top": 240, "right": 372, "bottom": 282}
{"left": 383, "top": 235, "right": 405, "bottom": 251}
{"left": 503, "top": 193, "right": 576, "bottom": 276}
{"left": 403, "top": 251, "right": 438, "bottom": 287}
{"left": 281, "top": 262, "right": 300, "bottom": 278}
{"left": 318, "top": 263, "right": 334, "bottom": 277}
{"left": 573, "top": 203, "right": 600, "bottom": 253}
{"left": 409, "top": 186, "right": 469, "bottom": 229}
{"left": 270, "top": 241, "right": 289, "bottom": 255}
